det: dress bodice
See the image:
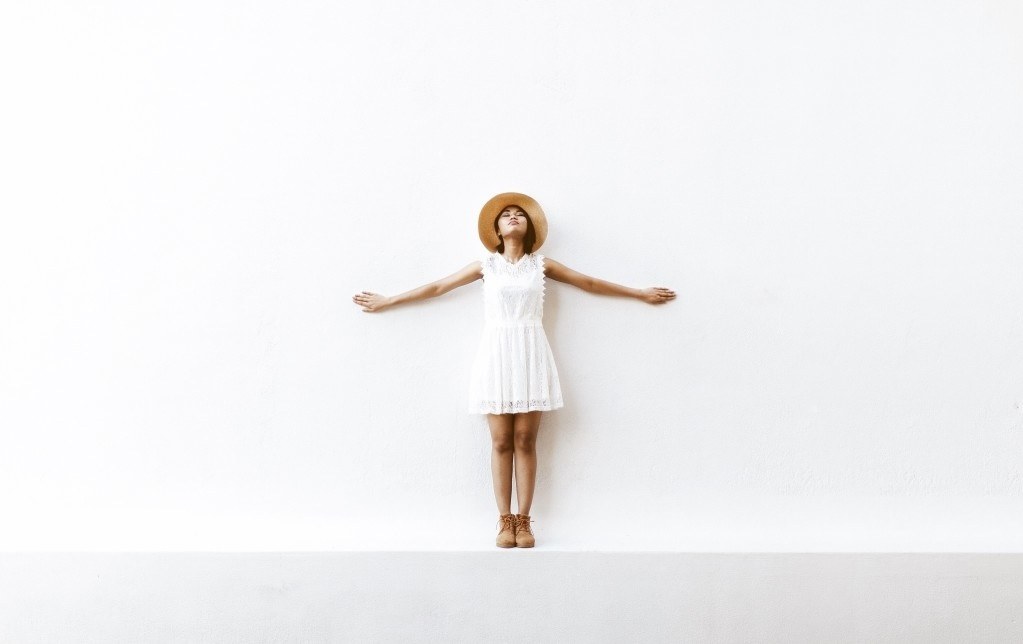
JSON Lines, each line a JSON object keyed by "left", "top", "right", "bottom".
{"left": 480, "top": 252, "right": 547, "bottom": 326}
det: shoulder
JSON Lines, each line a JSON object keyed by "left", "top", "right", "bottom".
{"left": 479, "top": 252, "right": 496, "bottom": 274}
{"left": 538, "top": 257, "right": 589, "bottom": 287}
{"left": 536, "top": 254, "right": 558, "bottom": 275}
{"left": 449, "top": 259, "right": 484, "bottom": 283}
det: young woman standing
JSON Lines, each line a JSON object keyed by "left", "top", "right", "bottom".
{"left": 352, "top": 192, "right": 676, "bottom": 548}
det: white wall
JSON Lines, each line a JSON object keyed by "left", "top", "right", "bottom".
{"left": 1, "top": 0, "right": 1022, "bottom": 551}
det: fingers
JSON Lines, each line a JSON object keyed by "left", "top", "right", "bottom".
{"left": 352, "top": 291, "right": 378, "bottom": 312}
{"left": 648, "top": 286, "right": 676, "bottom": 304}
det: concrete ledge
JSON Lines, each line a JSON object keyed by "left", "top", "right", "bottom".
{"left": 3, "top": 553, "right": 1022, "bottom": 642}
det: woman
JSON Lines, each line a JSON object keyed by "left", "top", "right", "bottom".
{"left": 352, "top": 192, "right": 676, "bottom": 548}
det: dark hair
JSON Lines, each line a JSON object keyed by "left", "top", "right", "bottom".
{"left": 494, "top": 205, "right": 536, "bottom": 254}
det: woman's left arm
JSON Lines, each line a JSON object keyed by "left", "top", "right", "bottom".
{"left": 543, "top": 257, "right": 676, "bottom": 305}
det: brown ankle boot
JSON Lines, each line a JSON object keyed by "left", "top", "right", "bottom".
{"left": 514, "top": 513, "right": 535, "bottom": 548}
{"left": 496, "top": 513, "right": 517, "bottom": 548}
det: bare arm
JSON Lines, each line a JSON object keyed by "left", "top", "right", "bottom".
{"left": 543, "top": 257, "right": 676, "bottom": 304}
{"left": 352, "top": 261, "right": 483, "bottom": 312}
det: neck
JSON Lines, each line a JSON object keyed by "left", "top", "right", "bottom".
{"left": 501, "top": 239, "right": 526, "bottom": 261}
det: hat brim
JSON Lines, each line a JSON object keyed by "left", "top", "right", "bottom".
{"left": 477, "top": 192, "right": 548, "bottom": 252}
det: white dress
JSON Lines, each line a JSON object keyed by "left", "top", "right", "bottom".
{"left": 468, "top": 251, "right": 565, "bottom": 415}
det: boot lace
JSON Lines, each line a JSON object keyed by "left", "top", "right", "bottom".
{"left": 496, "top": 514, "right": 516, "bottom": 533}
{"left": 515, "top": 515, "right": 533, "bottom": 535}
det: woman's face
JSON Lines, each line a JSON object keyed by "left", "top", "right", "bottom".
{"left": 496, "top": 206, "right": 530, "bottom": 240}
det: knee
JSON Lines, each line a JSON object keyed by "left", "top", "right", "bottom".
{"left": 492, "top": 438, "right": 514, "bottom": 455}
{"left": 513, "top": 434, "right": 536, "bottom": 453}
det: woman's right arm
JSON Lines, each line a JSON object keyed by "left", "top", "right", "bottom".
{"left": 352, "top": 260, "right": 483, "bottom": 313}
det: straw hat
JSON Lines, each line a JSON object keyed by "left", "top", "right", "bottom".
{"left": 477, "top": 192, "right": 549, "bottom": 252}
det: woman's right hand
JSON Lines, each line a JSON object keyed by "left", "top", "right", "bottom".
{"left": 352, "top": 291, "right": 391, "bottom": 312}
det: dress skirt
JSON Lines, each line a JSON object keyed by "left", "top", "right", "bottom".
{"left": 468, "top": 320, "right": 564, "bottom": 415}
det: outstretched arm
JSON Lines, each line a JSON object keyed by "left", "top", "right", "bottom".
{"left": 544, "top": 257, "right": 676, "bottom": 305}
{"left": 352, "top": 261, "right": 483, "bottom": 313}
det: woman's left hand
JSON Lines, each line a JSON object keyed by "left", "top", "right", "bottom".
{"left": 639, "top": 287, "right": 676, "bottom": 304}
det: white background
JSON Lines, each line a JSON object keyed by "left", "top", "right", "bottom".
{"left": 1, "top": 0, "right": 1021, "bottom": 550}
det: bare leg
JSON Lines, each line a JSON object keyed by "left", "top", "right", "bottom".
{"left": 487, "top": 413, "right": 515, "bottom": 515}
{"left": 512, "top": 411, "right": 542, "bottom": 515}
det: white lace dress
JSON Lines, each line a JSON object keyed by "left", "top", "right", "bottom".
{"left": 468, "top": 252, "right": 565, "bottom": 415}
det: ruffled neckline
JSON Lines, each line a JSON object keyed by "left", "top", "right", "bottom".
{"left": 496, "top": 251, "right": 531, "bottom": 267}
{"left": 485, "top": 251, "right": 544, "bottom": 278}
